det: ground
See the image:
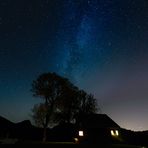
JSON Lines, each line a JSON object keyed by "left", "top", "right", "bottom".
{"left": 0, "top": 139, "right": 145, "bottom": 148}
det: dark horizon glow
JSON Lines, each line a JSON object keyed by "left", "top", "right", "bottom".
{"left": 0, "top": 0, "right": 148, "bottom": 131}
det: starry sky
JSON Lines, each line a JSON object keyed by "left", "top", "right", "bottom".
{"left": 1, "top": 0, "right": 148, "bottom": 131}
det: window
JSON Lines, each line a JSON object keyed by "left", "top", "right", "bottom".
{"left": 79, "top": 130, "right": 84, "bottom": 136}
{"left": 111, "top": 130, "right": 115, "bottom": 136}
{"left": 111, "top": 129, "right": 119, "bottom": 136}
{"left": 115, "top": 130, "right": 119, "bottom": 136}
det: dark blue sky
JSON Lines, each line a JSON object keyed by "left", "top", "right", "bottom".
{"left": 1, "top": 0, "right": 148, "bottom": 131}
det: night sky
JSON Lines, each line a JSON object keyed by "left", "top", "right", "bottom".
{"left": 1, "top": 0, "right": 148, "bottom": 131}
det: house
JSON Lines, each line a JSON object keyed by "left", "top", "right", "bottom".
{"left": 74, "top": 114, "right": 122, "bottom": 144}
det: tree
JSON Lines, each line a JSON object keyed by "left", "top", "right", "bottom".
{"left": 57, "top": 89, "right": 99, "bottom": 124}
{"left": 31, "top": 72, "right": 99, "bottom": 141}
{"left": 31, "top": 103, "right": 48, "bottom": 128}
{"left": 31, "top": 72, "right": 77, "bottom": 141}
{"left": 54, "top": 87, "right": 79, "bottom": 124}
{"left": 32, "top": 103, "right": 57, "bottom": 128}
{"left": 77, "top": 90, "right": 98, "bottom": 115}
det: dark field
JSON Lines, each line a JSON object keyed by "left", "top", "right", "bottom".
{"left": 0, "top": 138, "right": 146, "bottom": 148}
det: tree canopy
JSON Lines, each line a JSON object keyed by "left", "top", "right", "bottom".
{"left": 31, "top": 72, "right": 99, "bottom": 141}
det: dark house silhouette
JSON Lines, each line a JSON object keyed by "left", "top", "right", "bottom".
{"left": 74, "top": 114, "right": 122, "bottom": 144}
{"left": 48, "top": 114, "right": 122, "bottom": 144}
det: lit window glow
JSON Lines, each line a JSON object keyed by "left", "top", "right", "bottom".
{"left": 111, "top": 130, "right": 119, "bottom": 136}
{"left": 115, "top": 130, "right": 119, "bottom": 136}
{"left": 111, "top": 130, "right": 115, "bottom": 136}
{"left": 79, "top": 130, "right": 84, "bottom": 136}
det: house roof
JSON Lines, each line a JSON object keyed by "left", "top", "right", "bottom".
{"left": 77, "top": 114, "right": 120, "bottom": 129}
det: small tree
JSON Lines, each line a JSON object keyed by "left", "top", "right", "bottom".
{"left": 32, "top": 103, "right": 47, "bottom": 128}
{"left": 77, "top": 90, "right": 98, "bottom": 114}
{"left": 54, "top": 87, "right": 79, "bottom": 123}
{"left": 32, "top": 103, "right": 57, "bottom": 128}
{"left": 54, "top": 89, "right": 99, "bottom": 124}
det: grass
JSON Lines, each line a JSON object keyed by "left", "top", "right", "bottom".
{"left": 0, "top": 139, "right": 146, "bottom": 148}
{"left": 14, "top": 140, "right": 146, "bottom": 148}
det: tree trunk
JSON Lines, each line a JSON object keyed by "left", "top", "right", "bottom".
{"left": 43, "top": 126, "right": 47, "bottom": 142}
{"left": 42, "top": 99, "right": 54, "bottom": 142}
{"left": 42, "top": 98, "right": 48, "bottom": 142}
{"left": 43, "top": 113, "right": 49, "bottom": 142}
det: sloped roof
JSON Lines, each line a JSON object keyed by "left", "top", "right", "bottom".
{"left": 77, "top": 114, "right": 120, "bottom": 129}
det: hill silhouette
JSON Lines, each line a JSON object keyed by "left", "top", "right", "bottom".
{"left": 0, "top": 116, "right": 14, "bottom": 128}
{"left": 15, "top": 120, "right": 32, "bottom": 128}
{"left": 0, "top": 116, "right": 43, "bottom": 141}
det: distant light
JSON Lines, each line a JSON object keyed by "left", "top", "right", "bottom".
{"left": 79, "top": 130, "right": 84, "bottom": 136}
{"left": 74, "top": 138, "right": 79, "bottom": 143}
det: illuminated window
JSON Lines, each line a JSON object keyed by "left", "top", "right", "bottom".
{"left": 111, "top": 130, "right": 119, "bottom": 136}
{"left": 111, "top": 130, "right": 115, "bottom": 136}
{"left": 115, "top": 130, "right": 119, "bottom": 136}
{"left": 79, "top": 130, "right": 84, "bottom": 136}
